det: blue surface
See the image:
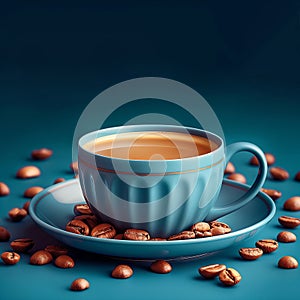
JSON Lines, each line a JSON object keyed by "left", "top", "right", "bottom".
{"left": 1, "top": 1, "right": 300, "bottom": 300}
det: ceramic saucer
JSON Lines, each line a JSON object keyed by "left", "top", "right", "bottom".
{"left": 29, "top": 179, "right": 275, "bottom": 260}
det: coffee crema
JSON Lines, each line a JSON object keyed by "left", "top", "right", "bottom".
{"left": 83, "top": 131, "right": 218, "bottom": 160}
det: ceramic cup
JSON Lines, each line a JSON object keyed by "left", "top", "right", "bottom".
{"left": 78, "top": 125, "right": 267, "bottom": 238}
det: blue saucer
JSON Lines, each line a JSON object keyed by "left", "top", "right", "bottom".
{"left": 29, "top": 179, "right": 275, "bottom": 260}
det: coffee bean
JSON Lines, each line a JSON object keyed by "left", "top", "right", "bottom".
{"left": 168, "top": 231, "right": 195, "bottom": 241}
{"left": 250, "top": 153, "right": 275, "bottom": 166}
{"left": 0, "top": 226, "right": 10, "bottom": 241}
{"left": 149, "top": 237, "right": 167, "bottom": 241}
{"left": 1, "top": 251, "right": 21, "bottom": 265}
{"left": 198, "top": 264, "right": 226, "bottom": 279}
{"left": 283, "top": 196, "right": 300, "bottom": 211}
{"left": 278, "top": 256, "right": 298, "bottom": 269}
{"left": 219, "top": 268, "right": 242, "bottom": 286}
{"left": 22, "top": 201, "right": 30, "bottom": 213}
{"left": 44, "top": 245, "right": 68, "bottom": 257}
{"left": 277, "top": 231, "right": 297, "bottom": 243}
{"left": 54, "top": 255, "right": 75, "bottom": 268}
{"left": 10, "top": 238, "right": 34, "bottom": 252}
{"left": 111, "top": 264, "right": 133, "bottom": 279}
{"left": 70, "top": 278, "right": 90, "bottom": 291}
{"left": 24, "top": 186, "right": 44, "bottom": 198}
{"left": 73, "top": 204, "right": 93, "bottom": 215}
{"left": 30, "top": 250, "right": 53, "bottom": 265}
{"left": 261, "top": 188, "right": 282, "bottom": 201}
{"left": 294, "top": 171, "right": 300, "bottom": 181}
{"left": 91, "top": 223, "right": 116, "bottom": 239}
{"left": 66, "top": 219, "right": 90, "bottom": 236}
{"left": 70, "top": 161, "right": 78, "bottom": 173}
{"left": 278, "top": 215, "right": 300, "bottom": 228}
{"left": 210, "top": 227, "right": 229, "bottom": 236}
{"left": 8, "top": 207, "right": 27, "bottom": 221}
{"left": 270, "top": 167, "right": 289, "bottom": 181}
{"left": 16, "top": 166, "right": 41, "bottom": 179}
{"left": 195, "top": 231, "right": 213, "bottom": 238}
{"left": 227, "top": 173, "right": 246, "bottom": 184}
{"left": 74, "top": 215, "right": 98, "bottom": 230}
{"left": 255, "top": 239, "right": 278, "bottom": 253}
{"left": 150, "top": 260, "right": 172, "bottom": 274}
{"left": 224, "top": 162, "right": 235, "bottom": 174}
{"left": 124, "top": 229, "right": 150, "bottom": 241}
{"left": 209, "top": 221, "right": 232, "bottom": 234}
{"left": 190, "top": 222, "right": 210, "bottom": 232}
{"left": 0, "top": 182, "right": 10, "bottom": 196}
{"left": 53, "top": 177, "right": 65, "bottom": 184}
{"left": 31, "top": 148, "right": 53, "bottom": 160}
{"left": 239, "top": 248, "right": 263, "bottom": 260}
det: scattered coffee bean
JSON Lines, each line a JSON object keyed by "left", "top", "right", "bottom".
{"left": 44, "top": 245, "right": 68, "bottom": 257}
{"left": 294, "top": 171, "right": 300, "bottom": 181}
{"left": 31, "top": 148, "right": 53, "bottom": 160}
{"left": 269, "top": 167, "right": 289, "bottom": 181}
{"left": 53, "top": 177, "right": 65, "bottom": 184}
{"left": 70, "top": 278, "right": 90, "bottom": 291}
{"left": 209, "top": 221, "right": 232, "bottom": 234}
{"left": 24, "top": 186, "right": 44, "bottom": 198}
{"left": 111, "top": 264, "right": 133, "bottom": 279}
{"left": 198, "top": 264, "right": 226, "bottom": 279}
{"left": 250, "top": 153, "right": 275, "bottom": 166}
{"left": 16, "top": 166, "right": 41, "bottom": 179}
{"left": 30, "top": 250, "right": 53, "bottom": 265}
{"left": 227, "top": 173, "right": 246, "bottom": 184}
{"left": 277, "top": 231, "right": 296, "bottom": 243}
{"left": 150, "top": 260, "right": 172, "bottom": 274}
{"left": 278, "top": 216, "right": 300, "bottom": 228}
{"left": 283, "top": 196, "right": 300, "bottom": 211}
{"left": 73, "top": 204, "right": 93, "bottom": 215}
{"left": 74, "top": 215, "right": 98, "bottom": 230}
{"left": 191, "top": 222, "right": 210, "bottom": 232}
{"left": 8, "top": 207, "right": 28, "bottom": 221}
{"left": 70, "top": 162, "right": 78, "bottom": 173}
{"left": 224, "top": 162, "right": 235, "bottom": 174}
{"left": 239, "top": 248, "right": 263, "bottom": 260}
{"left": 1, "top": 251, "right": 21, "bottom": 265}
{"left": 168, "top": 231, "right": 195, "bottom": 241}
{"left": 22, "top": 201, "right": 30, "bottom": 213}
{"left": 0, "top": 182, "right": 10, "bottom": 196}
{"left": 255, "top": 239, "right": 278, "bottom": 253}
{"left": 66, "top": 220, "right": 90, "bottom": 236}
{"left": 54, "top": 255, "right": 75, "bottom": 268}
{"left": 91, "top": 223, "right": 116, "bottom": 239}
{"left": 261, "top": 188, "right": 282, "bottom": 201}
{"left": 0, "top": 226, "right": 10, "bottom": 241}
{"left": 124, "top": 229, "right": 150, "bottom": 241}
{"left": 219, "top": 268, "right": 241, "bottom": 286}
{"left": 10, "top": 238, "right": 34, "bottom": 252}
{"left": 278, "top": 256, "right": 298, "bottom": 269}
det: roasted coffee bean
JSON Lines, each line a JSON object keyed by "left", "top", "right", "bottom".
{"left": 209, "top": 221, "right": 232, "bottom": 233}
{"left": 250, "top": 153, "right": 275, "bottom": 166}
{"left": 111, "top": 264, "right": 133, "bottom": 279}
{"left": 255, "top": 239, "right": 278, "bottom": 253}
{"left": 124, "top": 229, "right": 150, "bottom": 241}
{"left": 261, "top": 188, "right": 282, "bottom": 201}
{"left": 24, "top": 186, "right": 44, "bottom": 198}
{"left": 44, "top": 245, "right": 68, "bottom": 257}
{"left": 16, "top": 166, "right": 41, "bottom": 179}
{"left": 283, "top": 196, "right": 300, "bottom": 211}
{"left": 1, "top": 251, "right": 21, "bottom": 265}
{"left": 0, "top": 226, "right": 10, "bottom": 241}
{"left": 149, "top": 237, "right": 167, "bottom": 241}
{"left": 66, "top": 220, "right": 89, "bottom": 236}
{"left": 10, "top": 238, "right": 34, "bottom": 252}
{"left": 239, "top": 248, "right": 263, "bottom": 260}
{"left": 0, "top": 182, "right": 10, "bottom": 196}
{"left": 270, "top": 167, "right": 289, "bottom": 181}
{"left": 22, "top": 201, "right": 30, "bottom": 213}
{"left": 190, "top": 222, "right": 210, "bottom": 232}
{"left": 195, "top": 231, "right": 213, "bottom": 238}
{"left": 74, "top": 215, "right": 98, "bottom": 230}
{"left": 30, "top": 250, "right": 53, "bottom": 265}
{"left": 278, "top": 215, "right": 300, "bottom": 228}
{"left": 227, "top": 173, "right": 246, "bottom": 184}
{"left": 73, "top": 204, "right": 93, "bottom": 215}
{"left": 210, "top": 227, "right": 229, "bottom": 236}
{"left": 91, "top": 223, "right": 116, "bottom": 239}
{"left": 53, "top": 177, "right": 65, "bottom": 184}
{"left": 277, "top": 231, "right": 297, "bottom": 243}
{"left": 198, "top": 264, "right": 226, "bottom": 279}
{"left": 31, "top": 148, "right": 53, "bottom": 160}
{"left": 278, "top": 256, "right": 298, "bottom": 269}
{"left": 219, "top": 268, "right": 241, "bottom": 286}
{"left": 294, "top": 171, "right": 300, "bottom": 181}
{"left": 150, "top": 260, "right": 172, "bottom": 274}
{"left": 70, "top": 278, "right": 90, "bottom": 291}
{"left": 224, "top": 162, "right": 235, "bottom": 174}
{"left": 8, "top": 207, "right": 27, "bottom": 221}
{"left": 114, "top": 233, "right": 124, "bottom": 240}
{"left": 168, "top": 231, "right": 195, "bottom": 241}
{"left": 70, "top": 161, "right": 78, "bottom": 173}
{"left": 54, "top": 255, "right": 75, "bottom": 268}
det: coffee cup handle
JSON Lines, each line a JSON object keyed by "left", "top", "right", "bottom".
{"left": 205, "top": 142, "right": 268, "bottom": 221}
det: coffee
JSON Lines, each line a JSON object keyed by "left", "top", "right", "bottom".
{"left": 83, "top": 131, "right": 218, "bottom": 160}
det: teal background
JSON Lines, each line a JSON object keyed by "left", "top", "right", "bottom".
{"left": 1, "top": 1, "right": 300, "bottom": 299}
